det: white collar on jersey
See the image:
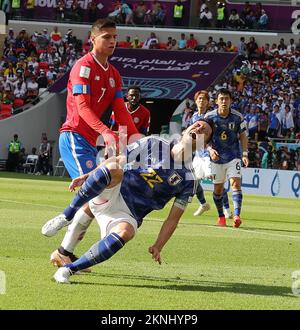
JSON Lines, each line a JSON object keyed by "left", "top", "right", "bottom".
{"left": 91, "top": 52, "right": 109, "bottom": 71}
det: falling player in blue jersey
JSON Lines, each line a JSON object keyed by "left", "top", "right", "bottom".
{"left": 205, "top": 88, "right": 249, "bottom": 227}
{"left": 190, "top": 90, "right": 232, "bottom": 219}
{"left": 42, "top": 120, "right": 213, "bottom": 283}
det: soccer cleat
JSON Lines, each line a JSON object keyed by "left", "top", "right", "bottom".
{"left": 53, "top": 267, "right": 73, "bottom": 284}
{"left": 41, "top": 214, "right": 70, "bottom": 237}
{"left": 193, "top": 202, "right": 211, "bottom": 216}
{"left": 217, "top": 216, "right": 226, "bottom": 227}
{"left": 233, "top": 215, "right": 242, "bottom": 228}
{"left": 50, "top": 249, "right": 91, "bottom": 273}
{"left": 223, "top": 208, "right": 233, "bottom": 219}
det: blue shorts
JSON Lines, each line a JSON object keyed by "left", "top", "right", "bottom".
{"left": 59, "top": 132, "right": 98, "bottom": 179}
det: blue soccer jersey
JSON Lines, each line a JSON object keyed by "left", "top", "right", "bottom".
{"left": 191, "top": 112, "right": 209, "bottom": 158}
{"left": 120, "top": 137, "right": 197, "bottom": 226}
{"left": 205, "top": 109, "right": 247, "bottom": 164}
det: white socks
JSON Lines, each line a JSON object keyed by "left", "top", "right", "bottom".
{"left": 61, "top": 208, "right": 93, "bottom": 253}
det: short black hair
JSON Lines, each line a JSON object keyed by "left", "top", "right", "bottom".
{"left": 216, "top": 88, "right": 232, "bottom": 99}
{"left": 127, "top": 85, "right": 141, "bottom": 93}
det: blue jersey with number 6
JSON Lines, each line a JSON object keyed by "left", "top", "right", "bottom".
{"left": 205, "top": 109, "right": 247, "bottom": 164}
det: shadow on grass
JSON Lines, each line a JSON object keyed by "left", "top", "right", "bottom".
{"left": 73, "top": 273, "right": 294, "bottom": 297}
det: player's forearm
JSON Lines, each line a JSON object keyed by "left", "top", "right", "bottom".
{"left": 152, "top": 207, "right": 184, "bottom": 251}
{"left": 76, "top": 95, "right": 110, "bottom": 135}
{"left": 152, "top": 219, "right": 179, "bottom": 251}
{"left": 240, "top": 132, "right": 248, "bottom": 153}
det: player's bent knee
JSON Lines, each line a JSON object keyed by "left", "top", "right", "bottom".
{"left": 111, "top": 222, "right": 135, "bottom": 243}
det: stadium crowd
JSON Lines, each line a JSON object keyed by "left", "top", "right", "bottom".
{"left": 4, "top": 1, "right": 270, "bottom": 30}
{"left": 1, "top": 14, "right": 300, "bottom": 171}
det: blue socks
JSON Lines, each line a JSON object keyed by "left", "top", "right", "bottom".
{"left": 213, "top": 192, "right": 224, "bottom": 217}
{"left": 66, "top": 232, "right": 125, "bottom": 273}
{"left": 64, "top": 166, "right": 111, "bottom": 220}
{"left": 196, "top": 183, "right": 207, "bottom": 205}
{"left": 232, "top": 190, "right": 243, "bottom": 216}
{"left": 222, "top": 190, "right": 230, "bottom": 209}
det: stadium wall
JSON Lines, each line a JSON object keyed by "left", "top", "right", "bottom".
{"left": 7, "top": 20, "right": 295, "bottom": 48}
{"left": 0, "top": 93, "right": 66, "bottom": 166}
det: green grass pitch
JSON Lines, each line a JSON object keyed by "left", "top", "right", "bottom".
{"left": 0, "top": 172, "right": 299, "bottom": 310}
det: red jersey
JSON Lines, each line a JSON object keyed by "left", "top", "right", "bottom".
{"left": 111, "top": 102, "right": 151, "bottom": 135}
{"left": 60, "top": 52, "right": 138, "bottom": 146}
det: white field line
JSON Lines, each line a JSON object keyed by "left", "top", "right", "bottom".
{"left": 1, "top": 198, "right": 299, "bottom": 240}
{"left": 145, "top": 217, "right": 300, "bottom": 240}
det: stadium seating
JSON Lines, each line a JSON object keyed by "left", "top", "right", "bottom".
{"left": 0, "top": 104, "right": 13, "bottom": 119}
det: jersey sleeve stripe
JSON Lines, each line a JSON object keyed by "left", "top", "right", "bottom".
{"left": 72, "top": 84, "right": 91, "bottom": 95}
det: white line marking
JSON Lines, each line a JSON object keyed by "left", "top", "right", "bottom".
{"left": 145, "top": 217, "right": 300, "bottom": 240}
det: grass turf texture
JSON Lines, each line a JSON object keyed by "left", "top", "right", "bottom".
{"left": 0, "top": 172, "right": 299, "bottom": 310}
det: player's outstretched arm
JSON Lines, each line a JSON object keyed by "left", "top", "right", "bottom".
{"left": 148, "top": 204, "right": 185, "bottom": 265}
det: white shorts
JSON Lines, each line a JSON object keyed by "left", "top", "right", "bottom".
{"left": 89, "top": 184, "right": 138, "bottom": 239}
{"left": 192, "top": 156, "right": 213, "bottom": 180}
{"left": 212, "top": 158, "right": 242, "bottom": 184}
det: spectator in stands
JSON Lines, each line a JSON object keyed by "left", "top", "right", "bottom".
{"left": 177, "top": 33, "right": 187, "bottom": 50}
{"left": 247, "top": 37, "right": 258, "bottom": 61}
{"left": 121, "top": 1, "right": 134, "bottom": 25}
{"left": 248, "top": 142, "right": 260, "bottom": 168}
{"left": 88, "top": 0, "right": 98, "bottom": 23}
{"left": 225, "top": 40, "right": 235, "bottom": 52}
{"left": 4, "top": 28, "right": 16, "bottom": 49}
{"left": 258, "top": 9, "right": 268, "bottom": 29}
{"left": 240, "top": 1, "right": 252, "bottom": 21}
{"left": 26, "top": 75, "right": 39, "bottom": 101}
{"left": 36, "top": 70, "right": 48, "bottom": 89}
{"left": 287, "top": 38, "right": 296, "bottom": 53}
{"left": 237, "top": 37, "right": 247, "bottom": 60}
{"left": 186, "top": 34, "right": 198, "bottom": 50}
{"left": 257, "top": 108, "right": 269, "bottom": 141}
{"left": 167, "top": 38, "right": 177, "bottom": 50}
{"left": 2, "top": 0, "right": 11, "bottom": 25}
{"left": 35, "top": 136, "right": 51, "bottom": 175}
{"left": 134, "top": 1, "right": 147, "bottom": 25}
{"left": 70, "top": 0, "right": 81, "bottom": 22}
{"left": 199, "top": 6, "right": 212, "bottom": 28}
{"left": 13, "top": 80, "right": 26, "bottom": 100}
{"left": 173, "top": 0, "right": 184, "bottom": 26}
{"left": 56, "top": 0, "right": 66, "bottom": 21}
{"left": 131, "top": 36, "right": 142, "bottom": 48}
{"left": 6, "top": 134, "right": 22, "bottom": 172}
{"left": 154, "top": 3, "right": 166, "bottom": 26}
{"left": 282, "top": 105, "right": 294, "bottom": 137}
{"left": 216, "top": 2, "right": 227, "bottom": 29}
{"left": 228, "top": 9, "right": 243, "bottom": 29}
{"left": 142, "top": 32, "right": 158, "bottom": 49}
{"left": 261, "top": 145, "right": 274, "bottom": 169}
{"left": 268, "top": 105, "right": 281, "bottom": 138}
{"left": 204, "top": 36, "right": 217, "bottom": 52}
{"left": 245, "top": 10, "right": 257, "bottom": 29}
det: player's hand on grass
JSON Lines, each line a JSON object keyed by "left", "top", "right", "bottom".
{"left": 148, "top": 246, "right": 162, "bottom": 265}
{"left": 69, "top": 174, "right": 88, "bottom": 191}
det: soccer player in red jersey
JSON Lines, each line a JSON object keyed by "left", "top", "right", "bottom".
{"left": 45, "top": 19, "right": 139, "bottom": 269}
{"left": 110, "top": 85, "right": 151, "bottom": 135}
